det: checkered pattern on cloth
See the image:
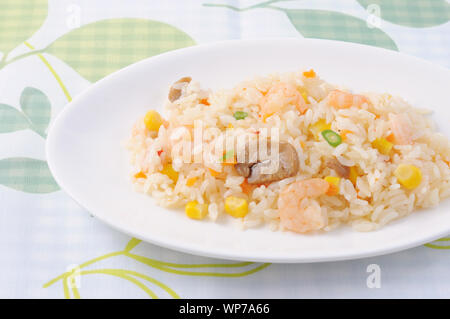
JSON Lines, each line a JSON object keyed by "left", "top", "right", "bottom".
{"left": 45, "top": 19, "right": 196, "bottom": 82}
{"left": 0, "top": 0, "right": 48, "bottom": 56}
{"left": 0, "top": 158, "right": 59, "bottom": 193}
{"left": 0, "top": 104, "right": 29, "bottom": 133}
{"left": 357, "top": 0, "right": 450, "bottom": 28}
{"left": 282, "top": 8, "right": 398, "bottom": 50}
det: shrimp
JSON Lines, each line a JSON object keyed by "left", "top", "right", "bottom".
{"left": 327, "top": 89, "right": 369, "bottom": 109}
{"left": 389, "top": 113, "right": 413, "bottom": 145}
{"left": 278, "top": 178, "right": 329, "bottom": 233}
{"left": 260, "top": 82, "right": 307, "bottom": 116}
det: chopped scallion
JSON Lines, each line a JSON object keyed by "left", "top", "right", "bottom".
{"left": 233, "top": 111, "right": 248, "bottom": 120}
{"left": 222, "top": 149, "right": 235, "bottom": 162}
{"left": 321, "top": 129, "right": 342, "bottom": 147}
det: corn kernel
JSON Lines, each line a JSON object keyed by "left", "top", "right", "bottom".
{"left": 185, "top": 201, "right": 208, "bottom": 220}
{"left": 310, "top": 119, "right": 331, "bottom": 141}
{"left": 144, "top": 110, "right": 163, "bottom": 132}
{"left": 324, "top": 176, "right": 340, "bottom": 195}
{"left": 208, "top": 168, "right": 221, "bottom": 177}
{"left": 298, "top": 88, "right": 309, "bottom": 104}
{"left": 186, "top": 177, "right": 197, "bottom": 186}
{"left": 161, "top": 164, "right": 178, "bottom": 183}
{"left": 263, "top": 112, "right": 274, "bottom": 123}
{"left": 394, "top": 164, "right": 422, "bottom": 189}
{"left": 225, "top": 196, "right": 249, "bottom": 218}
{"left": 372, "top": 138, "right": 393, "bottom": 155}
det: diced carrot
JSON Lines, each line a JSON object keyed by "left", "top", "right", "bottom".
{"left": 223, "top": 162, "right": 236, "bottom": 167}
{"left": 326, "top": 183, "right": 339, "bottom": 196}
{"left": 349, "top": 166, "right": 358, "bottom": 185}
{"left": 134, "top": 171, "right": 147, "bottom": 179}
{"left": 208, "top": 168, "right": 221, "bottom": 177}
{"left": 186, "top": 177, "right": 197, "bottom": 186}
{"left": 303, "top": 69, "right": 316, "bottom": 78}
{"left": 200, "top": 98, "right": 210, "bottom": 105}
{"left": 340, "top": 130, "right": 354, "bottom": 141}
{"left": 241, "top": 179, "right": 256, "bottom": 195}
{"left": 324, "top": 176, "right": 340, "bottom": 196}
{"left": 222, "top": 162, "right": 236, "bottom": 166}
{"left": 386, "top": 133, "right": 395, "bottom": 143}
{"left": 221, "top": 150, "right": 236, "bottom": 165}
{"left": 157, "top": 149, "right": 163, "bottom": 156}
{"left": 263, "top": 112, "right": 274, "bottom": 123}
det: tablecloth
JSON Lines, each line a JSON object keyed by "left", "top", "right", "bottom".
{"left": 0, "top": 0, "right": 449, "bottom": 299}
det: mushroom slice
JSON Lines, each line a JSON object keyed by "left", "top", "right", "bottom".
{"left": 325, "top": 157, "right": 350, "bottom": 178}
{"left": 235, "top": 163, "right": 251, "bottom": 178}
{"left": 168, "top": 77, "right": 191, "bottom": 102}
{"left": 235, "top": 140, "right": 299, "bottom": 184}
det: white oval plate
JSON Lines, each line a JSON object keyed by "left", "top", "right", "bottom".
{"left": 47, "top": 39, "right": 450, "bottom": 263}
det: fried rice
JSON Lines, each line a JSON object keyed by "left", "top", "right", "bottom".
{"left": 125, "top": 70, "right": 450, "bottom": 233}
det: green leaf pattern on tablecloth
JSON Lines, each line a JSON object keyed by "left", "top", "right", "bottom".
{"left": 0, "top": 157, "right": 60, "bottom": 193}
{"left": 425, "top": 238, "right": 450, "bottom": 250}
{"left": 44, "top": 239, "right": 271, "bottom": 299}
{"left": 205, "top": 1, "right": 398, "bottom": 50}
{"left": 20, "top": 87, "right": 52, "bottom": 137}
{"left": 0, "top": 0, "right": 47, "bottom": 59}
{"left": 0, "top": 87, "right": 51, "bottom": 138}
{"left": 282, "top": 9, "right": 398, "bottom": 51}
{"left": 357, "top": 0, "right": 450, "bottom": 28}
{"left": 0, "top": 87, "right": 58, "bottom": 193}
{"left": 44, "top": 19, "right": 196, "bottom": 82}
{"left": 0, "top": 104, "right": 30, "bottom": 133}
